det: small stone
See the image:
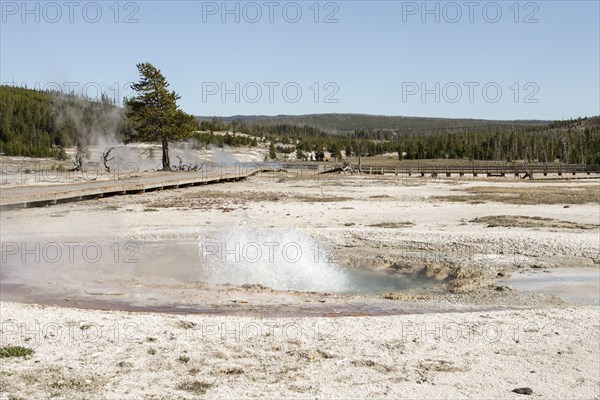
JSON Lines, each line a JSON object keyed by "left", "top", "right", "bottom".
{"left": 512, "top": 387, "right": 533, "bottom": 395}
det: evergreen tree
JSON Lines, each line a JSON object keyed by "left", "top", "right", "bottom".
{"left": 125, "top": 63, "right": 197, "bottom": 170}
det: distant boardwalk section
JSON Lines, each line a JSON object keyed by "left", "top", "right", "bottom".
{"left": 0, "top": 164, "right": 265, "bottom": 211}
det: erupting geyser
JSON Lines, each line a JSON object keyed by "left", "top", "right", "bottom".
{"left": 198, "top": 219, "right": 351, "bottom": 292}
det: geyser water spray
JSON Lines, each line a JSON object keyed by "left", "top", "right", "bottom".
{"left": 198, "top": 219, "right": 350, "bottom": 292}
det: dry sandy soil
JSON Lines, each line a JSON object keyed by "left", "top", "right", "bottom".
{"left": 1, "top": 302, "right": 598, "bottom": 399}
{"left": 1, "top": 171, "right": 599, "bottom": 399}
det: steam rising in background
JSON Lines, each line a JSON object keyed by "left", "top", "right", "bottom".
{"left": 48, "top": 94, "right": 264, "bottom": 171}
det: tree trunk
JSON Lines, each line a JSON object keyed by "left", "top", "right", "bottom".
{"left": 162, "top": 137, "right": 170, "bottom": 171}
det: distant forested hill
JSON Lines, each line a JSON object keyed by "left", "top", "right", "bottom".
{"left": 197, "top": 113, "right": 548, "bottom": 134}
{"left": 0, "top": 85, "right": 132, "bottom": 158}
{"left": 197, "top": 114, "right": 600, "bottom": 164}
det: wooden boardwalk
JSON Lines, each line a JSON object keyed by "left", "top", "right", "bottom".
{"left": 285, "top": 162, "right": 600, "bottom": 178}
{"left": 343, "top": 163, "right": 598, "bottom": 177}
{"left": 0, "top": 167, "right": 261, "bottom": 211}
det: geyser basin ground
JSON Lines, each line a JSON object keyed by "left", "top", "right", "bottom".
{"left": 1, "top": 171, "right": 599, "bottom": 399}
{"left": 1, "top": 174, "right": 598, "bottom": 316}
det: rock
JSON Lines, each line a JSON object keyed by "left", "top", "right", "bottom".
{"left": 512, "top": 387, "right": 533, "bottom": 395}
{"left": 241, "top": 283, "right": 267, "bottom": 290}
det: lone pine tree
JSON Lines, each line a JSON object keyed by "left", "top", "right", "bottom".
{"left": 125, "top": 62, "right": 197, "bottom": 170}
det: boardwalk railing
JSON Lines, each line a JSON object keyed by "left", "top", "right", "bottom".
{"left": 283, "top": 162, "right": 600, "bottom": 177}
{"left": 1, "top": 162, "right": 598, "bottom": 211}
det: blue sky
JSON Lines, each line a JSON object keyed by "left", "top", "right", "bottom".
{"left": 1, "top": 0, "right": 598, "bottom": 120}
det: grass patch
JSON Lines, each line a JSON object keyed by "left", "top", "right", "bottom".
{"left": 436, "top": 185, "right": 599, "bottom": 205}
{"left": 472, "top": 215, "right": 599, "bottom": 230}
{"left": 369, "top": 194, "right": 392, "bottom": 199}
{"left": 117, "top": 361, "right": 133, "bottom": 368}
{"left": 0, "top": 346, "right": 34, "bottom": 358}
{"left": 185, "top": 190, "right": 281, "bottom": 202}
{"left": 147, "top": 348, "right": 156, "bottom": 355}
{"left": 101, "top": 205, "right": 119, "bottom": 211}
{"left": 343, "top": 222, "right": 355, "bottom": 227}
{"left": 178, "top": 355, "right": 190, "bottom": 364}
{"left": 147, "top": 202, "right": 172, "bottom": 208}
{"left": 49, "top": 378, "right": 89, "bottom": 390}
{"left": 177, "top": 380, "right": 213, "bottom": 395}
{"left": 143, "top": 208, "right": 159, "bottom": 212}
{"left": 170, "top": 190, "right": 352, "bottom": 206}
{"left": 222, "top": 366, "right": 244, "bottom": 375}
{"left": 369, "top": 221, "right": 415, "bottom": 228}
{"left": 184, "top": 190, "right": 234, "bottom": 199}
{"left": 294, "top": 195, "right": 352, "bottom": 203}
{"left": 177, "top": 320, "right": 197, "bottom": 330}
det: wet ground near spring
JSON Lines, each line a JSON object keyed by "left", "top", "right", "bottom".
{"left": 1, "top": 239, "right": 468, "bottom": 317}
{"left": 1, "top": 237, "right": 598, "bottom": 316}
{"left": 1, "top": 281, "right": 513, "bottom": 317}
{"left": 501, "top": 267, "right": 600, "bottom": 306}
